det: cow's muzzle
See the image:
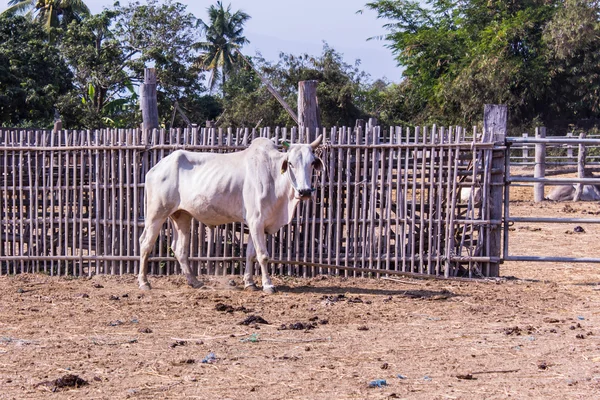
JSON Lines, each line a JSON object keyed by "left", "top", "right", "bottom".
{"left": 297, "top": 188, "right": 313, "bottom": 199}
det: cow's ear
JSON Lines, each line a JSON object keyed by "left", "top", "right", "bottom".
{"left": 281, "top": 159, "right": 288, "bottom": 174}
{"left": 312, "top": 157, "right": 323, "bottom": 171}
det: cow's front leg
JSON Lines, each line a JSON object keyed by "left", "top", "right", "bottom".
{"left": 248, "top": 226, "right": 275, "bottom": 294}
{"left": 243, "top": 237, "right": 259, "bottom": 291}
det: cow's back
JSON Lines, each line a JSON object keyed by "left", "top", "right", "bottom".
{"left": 546, "top": 185, "right": 575, "bottom": 201}
{"left": 144, "top": 140, "right": 289, "bottom": 228}
{"left": 145, "top": 149, "right": 247, "bottom": 226}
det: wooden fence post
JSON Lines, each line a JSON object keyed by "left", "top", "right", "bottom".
{"left": 522, "top": 132, "right": 529, "bottom": 162}
{"left": 534, "top": 127, "right": 546, "bottom": 202}
{"left": 484, "top": 104, "right": 507, "bottom": 277}
{"left": 140, "top": 68, "right": 159, "bottom": 131}
{"left": 298, "top": 80, "right": 321, "bottom": 142}
{"left": 567, "top": 131, "right": 574, "bottom": 162}
{"left": 53, "top": 119, "right": 62, "bottom": 133}
{"left": 573, "top": 132, "right": 587, "bottom": 201}
{"left": 368, "top": 118, "right": 380, "bottom": 144}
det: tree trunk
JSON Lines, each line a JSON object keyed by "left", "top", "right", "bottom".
{"left": 140, "top": 68, "right": 159, "bottom": 131}
{"left": 298, "top": 80, "right": 321, "bottom": 142}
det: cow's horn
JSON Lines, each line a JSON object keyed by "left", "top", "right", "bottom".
{"left": 310, "top": 134, "right": 323, "bottom": 149}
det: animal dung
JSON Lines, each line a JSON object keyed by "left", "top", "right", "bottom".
{"left": 278, "top": 322, "right": 317, "bottom": 331}
{"left": 239, "top": 315, "right": 269, "bottom": 325}
{"left": 215, "top": 303, "right": 234, "bottom": 313}
{"left": 35, "top": 374, "right": 88, "bottom": 391}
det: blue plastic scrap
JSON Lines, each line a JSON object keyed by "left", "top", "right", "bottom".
{"left": 397, "top": 374, "right": 407, "bottom": 379}
{"left": 368, "top": 379, "right": 387, "bottom": 388}
{"left": 201, "top": 352, "right": 217, "bottom": 364}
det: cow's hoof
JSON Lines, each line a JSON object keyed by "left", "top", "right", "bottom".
{"left": 188, "top": 280, "right": 204, "bottom": 289}
{"left": 262, "top": 286, "right": 277, "bottom": 294}
{"left": 139, "top": 283, "right": 152, "bottom": 291}
{"left": 244, "top": 283, "right": 260, "bottom": 291}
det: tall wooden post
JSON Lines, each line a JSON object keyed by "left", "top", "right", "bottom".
{"left": 484, "top": 104, "right": 507, "bottom": 277}
{"left": 368, "top": 117, "right": 379, "bottom": 144}
{"left": 298, "top": 80, "right": 321, "bottom": 141}
{"left": 140, "top": 68, "right": 159, "bottom": 131}
{"left": 567, "top": 131, "right": 574, "bottom": 162}
{"left": 573, "top": 132, "right": 587, "bottom": 202}
{"left": 533, "top": 127, "right": 546, "bottom": 202}
{"left": 522, "top": 132, "right": 529, "bottom": 161}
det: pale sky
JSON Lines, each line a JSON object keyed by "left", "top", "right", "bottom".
{"left": 84, "top": 0, "right": 402, "bottom": 82}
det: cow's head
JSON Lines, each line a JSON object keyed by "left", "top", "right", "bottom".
{"left": 281, "top": 135, "right": 323, "bottom": 200}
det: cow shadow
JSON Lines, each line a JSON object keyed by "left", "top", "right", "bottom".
{"left": 502, "top": 275, "right": 541, "bottom": 283}
{"left": 275, "top": 284, "right": 458, "bottom": 300}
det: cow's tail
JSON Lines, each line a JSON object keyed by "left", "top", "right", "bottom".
{"left": 142, "top": 179, "right": 148, "bottom": 227}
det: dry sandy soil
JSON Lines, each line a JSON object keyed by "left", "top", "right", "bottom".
{"left": 1, "top": 180, "right": 600, "bottom": 399}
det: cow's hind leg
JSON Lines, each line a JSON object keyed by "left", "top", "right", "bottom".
{"left": 243, "top": 237, "right": 259, "bottom": 291}
{"left": 171, "top": 211, "right": 203, "bottom": 288}
{"left": 138, "top": 218, "right": 165, "bottom": 290}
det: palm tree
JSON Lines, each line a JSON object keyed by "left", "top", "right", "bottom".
{"left": 195, "top": 1, "right": 250, "bottom": 94}
{"left": 2, "top": 0, "right": 90, "bottom": 30}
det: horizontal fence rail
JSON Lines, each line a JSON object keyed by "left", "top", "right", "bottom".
{"left": 1, "top": 126, "right": 501, "bottom": 279}
{"left": 504, "top": 133, "right": 600, "bottom": 263}
{"left": 509, "top": 132, "right": 600, "bottom": 166}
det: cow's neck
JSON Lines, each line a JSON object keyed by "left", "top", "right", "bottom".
{"left": 270, "top": 155, "right": 301, "bottom": 229}
{"left": 281, "top": 169, "right": 300, "bottom": 226}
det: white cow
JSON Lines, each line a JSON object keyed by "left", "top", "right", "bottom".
{"left": 459, "top": 187, "right": 482, "bottom": 205}
{"left": 138, "top": 135, "right": 323, "bottom": 294}
{"left": 546, "top": 169, "right": 600, "bottom": 201}
{"left": 546, "top": 184, "right": 600, "bottom": 201}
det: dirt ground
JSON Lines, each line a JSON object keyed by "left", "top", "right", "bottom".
{"left": 2, "top": 179, "right": 600, "bottom": 399}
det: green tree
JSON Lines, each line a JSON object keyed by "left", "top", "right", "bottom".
{"left": 542, "top": 0, "right": 600, "bottom": 120}
{"left": 220, "top": 58, "right": 286, "bottom": 127}
{"left": 194, "top": 1, "right": 250, "bottom": 94}
{"left": 0, "top": 14, "right": 72, "bottom": 127}
{"left": 114, "top": 0, "right": 215, "bottom": 127}
{"left": 365, "top": 0, "right": 600, "bottom": 129}
{"left": 284, "top": 45, "right": 368, "bottom": 127}
{"left": 57, "top": 0, "right": 220, "bottom": 128}
{"left": 221, "top": 44, "right": 369, "bottom": 128}
{"left": 2, "top": 0, "right": 89, "bottom": 30}
{"left": 58, "top": 11, "right": 135, "bottom": 127}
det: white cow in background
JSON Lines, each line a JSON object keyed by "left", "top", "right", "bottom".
{"left": 546, "top": 169, "right": 600, "bottom": 201}
{"left": 138, "top": 135, "right": 323, "bottom": 294}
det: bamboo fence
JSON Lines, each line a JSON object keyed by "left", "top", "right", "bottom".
{"left": 0, "top": 125, "right": 501, "bottom": 279}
